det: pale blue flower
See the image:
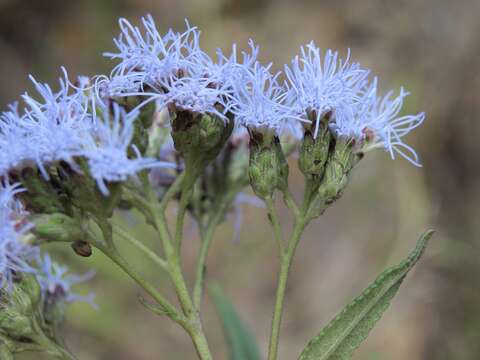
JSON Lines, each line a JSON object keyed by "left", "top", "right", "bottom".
{"left": 286, "top": 42, "right": 424, "bottom": 165}
{"left": 0, "top": 182, "right": 38, "bottom": 290}
{"left": 230, "top": 62, "right": 302, "bottom": 133}
{"left": 82, "top": 103, "right": 174, "bottom": 195}
{"left": 0, "top": 71, "right": 93, "bottom": 178}
{"left": 101, "top": 15, "right": 261, "bottom": 121}
{"left": 0, "top": 103, "right": 34, "bottom": 176}
{"left": 200, "top": 40, "right": 260, "bottom": 87}
{"left": 331, "top": 84, "right": 425, "bottom": 166}
{"left": 35, "top": 253, "right": 96, "bottom": 307}
{"left": 285, "top": 42, "right": 370, "bottom": 138}
{"left": 0, "top": 68, "right": 172, "bottom": 194}
{"left": 153, "top": 41, "right": 261, "bottom": 120}
{"left": 103, "top": 15, "right": 205, "bottom": 97}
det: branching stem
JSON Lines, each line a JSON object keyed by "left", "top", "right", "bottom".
{"left": 267, "top": 215, "right": 307, "bottom": 360}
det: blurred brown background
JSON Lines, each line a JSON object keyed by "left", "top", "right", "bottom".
{"left": 1, "top": 0, "right": 479, "bottom": 359}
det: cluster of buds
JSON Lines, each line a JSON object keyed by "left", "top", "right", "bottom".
{"left": 0, "top": 243, "right": 93, "bottom": 356}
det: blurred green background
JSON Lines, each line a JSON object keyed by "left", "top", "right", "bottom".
{"left": 1, "top": 0, "right": 479, "bottom": 359}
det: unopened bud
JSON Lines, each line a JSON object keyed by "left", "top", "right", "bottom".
{"left": 146, "top": 108, "right": 172, "bottom": 158}
{"left": 248, "top": 130, "right": 289, "bottom": 199}
{"left": 32, "top": 213, "right": 84, "bottom": 244}
{"left": 0, "top": 275, "right": 41, "bottom": 339}
{"left": 298, "top": 111, "right": 332, "bottom": 180}
{"left": 171, "top": 108, "right": 233, "bottom": 182}
{"left": 18, "top": 168, "right": 65, "bottom": 214}
{"left": 43, "top": 286, "right": 67, "bottom": 327}
{"left": 307, "top": 137, "right": 361, "bottom": 219}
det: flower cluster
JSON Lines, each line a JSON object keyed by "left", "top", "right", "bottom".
{"left": 0, "top": 14, "right": 428, "bottom": 359}
{"left": 100, "top": 15, "right": 423, "bottom": 164}
{"left": 83, "top": 103, "right": 172, "bottom": 195}
{"left": 284, "top": 43, "right": 424, "bottom": 165}
{"left": 0, "top": 12, "right": 425, "bottom": 331}
{"left": 0, "top": 182, "right": 36, "bottom": 290}
{"left": 35, "top": 253, "right": 96, "bottom": 307}
{"left": 0, "top": 74, "right": 92, "bottom": 178}
{"left": 0, "top": 183, "right": 90, "bottom": 306}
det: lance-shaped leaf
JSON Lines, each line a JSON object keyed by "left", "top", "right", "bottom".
{"left": 298, "top": 229, "right": 433, "bottom": 360}
{"left": 210, "top": 283, "right": 261, "bottom": 360}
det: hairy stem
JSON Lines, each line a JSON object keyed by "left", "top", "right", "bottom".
{"left": 159, "top": 172, "right": 185, "bottom": 211}
{"left": 31, "top": 320, "right": 77, "bottom": 360}
{"left": 113, "top": 225, "right": 169, "bottom": 272}
{"left": 126, "top": 176, "right": 213, "bottom": 359}
{"left": 97, "top": 244, "right": 185, "bottom": 325}
{"left": 193, "top": 200, "right": 228, "bottom": 310}
{"left": 282, "top": 188, "right": 300, "bottom": 218}
{"left": 267, "top": 216, "right": 307, "bottom": 360}
{"left": 186, "top": 324, "right": 214, "bottom": 360}
{"left": 175, "top": 184, "right": 193, "bottom": 252}
{"left": 265, "top": 196, "right": 285, "bottom": 256}
{"left": 150, "top": 198, "right": 213, "bottom": 360}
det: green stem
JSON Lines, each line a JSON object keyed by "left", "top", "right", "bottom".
{"left": 0, "top": 346, "right": 13, "bottom": 360}
{"left": 193, "top": 201, "right": 228, "bottom": 310}
{"left": 160, "top": 172, "right": 186, "bottom": 211}
{"left": 267, "top": 216, "right": 307, "bottom": 360}
{"left": 149, "top": 200, "right": 214, "bottom": 360}
{"left": 175, "top": 183, "right": 194, "bottom": 252}
{"left": 113, "top": 225, "right": 169, "bottom": 272}
{"left": 302, "top": 178, "right": 317, "bottom": 213}
{"left": 96, "top": 218, "right": 114, "bottom": 248}
{"left": 186, "top": 325, "right": 214, "bottom": 360}
{"left": 140, "top": 179, "right": 197, "bottom": 318}
{"left": 283, "top": 188, "right": 300, "bottom": 218}
{"left": 91, "top": 218, "right": 182, "bottom": 322}
{"left": 47, "top": 343, "right": 77, "bottom": 360}
{"left": 265, "top": 196, "right": 285, "bottom": 256}
{"left": 32, "top": 321, "right": 77, "bottom": 360}
{"left": 97, "top": 244, "right": 185, "bottom": 325}
{"left": 127, "top": 176, "right": 212, "bottom": 359}
{"left": 150, "top": 207, "right": 193, "bottom": 314}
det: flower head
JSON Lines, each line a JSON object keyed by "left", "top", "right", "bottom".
{"left": 286, "top": 42, "right": 424, "bottom": 165}
{"left": 285, "top": 42, "right": 370, "bottom": 138}
{"left": 102, "top": 16, "right": 263, "bottom": 122}
{"left": 230, "top": 62, "right": 300, "bottom": 134}
{"left": 103, "top": 16, "right": 205, "bottom": 96}
{"left": 0, "top": 182, "right": 38, "bottom": 290}
{"left": 35, "top": 253, "right": 95, "bottom": 306}
{"left": 0, "top": 71, "right": 93, "bottom": 178}
{"left": 330, "top": 84, "right": 425, "bottom": 166}
{"left": 82, "top": 103, "right": 173, "bottom": 195}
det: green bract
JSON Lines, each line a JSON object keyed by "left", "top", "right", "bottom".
{"left": 248, "top": 130, "right": 289, "bottom": 199}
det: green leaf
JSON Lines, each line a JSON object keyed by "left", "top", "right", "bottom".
{"left": 298, "top": 230, "right": 433, "bottom": 360}
{"left": 210, "top": 283, "right": 261, "bottom": 360}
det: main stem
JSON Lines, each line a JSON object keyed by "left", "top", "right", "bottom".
{"left": 98, "top": 245, "right": 184, "bottom": 324}
{"left": 175, "top": 175, "right": 194, "bottom": 252}
{"left": 32, "top": 320, "right": 77, "bottom": 360}
{"left": 265, "top": 196, "right": 285, "bottom": 256}
{"left": 113, "top": 225, "right": 169, "bottom": 272}
{"left": 267, "top": 216, "right": 306, "bottom": 360}
{"left": 151, "top": 200, "right": 213, "bottom": 360}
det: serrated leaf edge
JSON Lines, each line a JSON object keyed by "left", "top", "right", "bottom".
{"left": 298, "top": 229, "right": 433, "bottom": 360}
